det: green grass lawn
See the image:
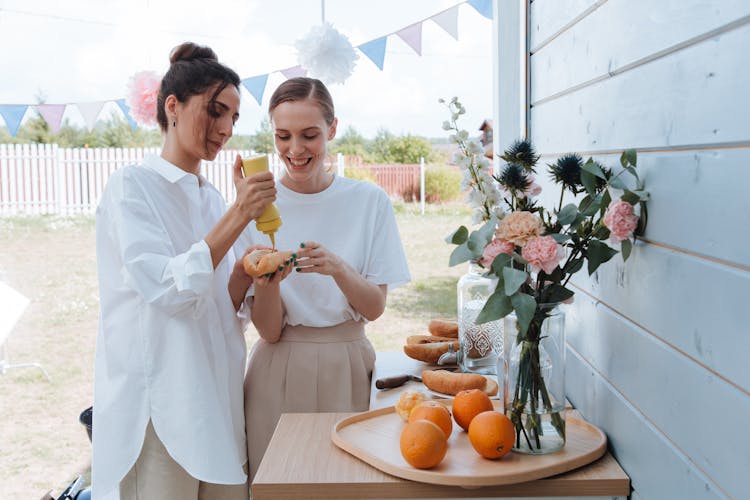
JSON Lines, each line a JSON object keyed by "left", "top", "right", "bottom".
{"left": 0, "top": 202, "right": 470, "bottom": 497}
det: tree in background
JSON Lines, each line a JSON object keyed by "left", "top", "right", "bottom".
{"left": 227, "top": 117, "right": 274, "bottom": 153}
{"left": 387, "top": 134, "right": 436, "bottom": 163}
{"left": 1, "top": 111, "right": 161, "bottom": 148}
{"left": 330, "top": 126, "right": 368, "bottom": 158}
{"left": 368, "top": 128, "right": 396, "bottom": 163}
{"left": 1, "top": 113, "right": 452, "bottom": 165}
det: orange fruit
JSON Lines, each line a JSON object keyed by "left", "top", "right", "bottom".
{"left": 452, "top": 389, "right": 494, "bottom": 431}
{"left": 399, "top": 419, "right": 448, "bottom": 469}
{"left": 468, "top": 410, "right": 515, "bottom": 459}
{"left": 394, "top": 390, "right": 428, "bottom": 421}
{"left": 408, "top": 401, "right": 453, "bottom": 439}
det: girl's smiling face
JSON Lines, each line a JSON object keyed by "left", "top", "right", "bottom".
{"left": 271, "top": 98, "right": 337, "bottom": 193}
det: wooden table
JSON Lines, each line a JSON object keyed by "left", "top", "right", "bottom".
{"left": 251, "top": 352, "right": 630, "bottom": 500}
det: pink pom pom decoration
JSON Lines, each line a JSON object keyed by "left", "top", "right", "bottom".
{"left": 126, "top": 71, "right": 161, "bottom": 126}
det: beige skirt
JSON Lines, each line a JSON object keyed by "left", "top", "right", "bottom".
{"left": 244, "top": 320, "right": 375, "bottom": 479}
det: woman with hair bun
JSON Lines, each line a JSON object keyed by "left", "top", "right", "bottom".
{"left": 238, "top": 77, "right": 410, "bottom": 479}
{"left": 92, "top": 42, "right": 272, "bottom": 499}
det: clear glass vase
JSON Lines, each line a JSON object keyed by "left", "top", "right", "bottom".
{"left": 502, "top": 302, "right": 566, "bottom": 454}
{"left": 457, "top": 261, "right": 502, "bottom": 375}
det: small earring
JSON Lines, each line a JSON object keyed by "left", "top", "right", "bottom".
{"left": 172, "top": 120, "right": 176, "bottom": 127}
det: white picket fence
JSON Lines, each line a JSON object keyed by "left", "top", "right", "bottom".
{"left": 0, "top": 144, "right": 311, "bottom": 216}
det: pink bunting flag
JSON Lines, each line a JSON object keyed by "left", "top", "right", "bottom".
{"left": 431, "top": 6, "right": 459, "bottom": 40}
{"left": 77, "top": 101, "right": 105, "bottom": 130}
{"left": 396, "top": 22, "right": 423, "bottom": 56}
{"left": 280, "top": 66, "right": 308, "bottom": 79}
{"left": 35, "top": 104, "right": 67, "bottom": 134}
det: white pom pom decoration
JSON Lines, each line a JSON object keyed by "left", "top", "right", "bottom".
{"left": 295, "top": 22, "right": 358, "bottom": 85}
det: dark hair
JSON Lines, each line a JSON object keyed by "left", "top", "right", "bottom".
{"left": 156, "top": 42, "right": 241, "bottom": 132}
{"left": 268, "top": 77, "right": 335, "bottom": 126}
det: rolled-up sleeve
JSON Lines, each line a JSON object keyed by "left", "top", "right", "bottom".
{"left": 106, "top": 174, "right": 214, "bottom": 315}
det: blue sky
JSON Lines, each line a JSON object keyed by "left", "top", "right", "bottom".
{"left": 0, "top": 0, "right": 493, "bottom": 139}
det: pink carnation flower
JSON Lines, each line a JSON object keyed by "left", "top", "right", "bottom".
{"left": 604, "top": 198, "right": 639, "bottom": 243}
{"left": 522, "top": 236, "right": 565, "bottom": 274}
{"left": 126, "top": 71, "right": 161, "bottom": 126}
{"left": 481, "top": 238, "right": 515, "bottom": 268}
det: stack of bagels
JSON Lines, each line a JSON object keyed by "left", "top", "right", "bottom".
{"left": 403, "top": 319, "right": 459, "bottom": 365}
{"left": 403, "top": 319, "right": 498, "bottom": 397}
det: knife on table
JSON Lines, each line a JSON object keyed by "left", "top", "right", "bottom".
{"left": 375, "top": 366, "right": 458, "bottom": 390}
{"left": 375, "top": 374, "right": 422, "bottom": 389}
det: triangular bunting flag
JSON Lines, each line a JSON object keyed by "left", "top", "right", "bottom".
{"left": 242, "top": 74, "right": 269, "bottom": 106}
{"left": 396, "top": 22, "right": 423, "bottom": 56}
{"left": 0, "top": 105, "right": 28, "bottom": 137}
{"left": 358, "top": 37, "right": 387, "bottom": 70}
{"left": 468, "top": 0, "right": 493, "bottom": 20}
{"left": 280, "top": 66, "right": 307, "bottom": 79}
{"left": 78, "top": 101, "right": 105, "bottom": 130}
{"left": 36, "top": 104, "right": 66, "bottom": 134}
{"left": 431, "top": 6, "right": 459, "bottom": 40}
{"left": 115, "top": 99, "right": 138, "bottom": 130}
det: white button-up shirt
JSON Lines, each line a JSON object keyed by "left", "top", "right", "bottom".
{"left": 92, "top": 154, "right": 247, "bottom": 499}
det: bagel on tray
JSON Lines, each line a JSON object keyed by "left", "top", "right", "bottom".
{"left": 421, "top": 369, "right": 498, "bottom": 396}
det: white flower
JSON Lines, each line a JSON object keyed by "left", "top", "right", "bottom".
{"left": 471, "top": 208, "right": 485, "bottom": 224}
{"left": 466, "top": 140, "right": 483, "bottom": 156}
{"left": 477, "top": 169, "right": 495, "bottom": 186}
{"left": 485, "top": 186, "right": 502, "bottom": 206}
{"left": 467, "top": 189, "right": 484, "bottom": 208}
{"left": 454, "top": 154, "right": 471, "bottom": 169}
{"left": 459, "top": 172, "right": 473, "bottom": 191}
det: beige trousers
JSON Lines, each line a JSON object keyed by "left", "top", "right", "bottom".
{"left": 119, "top": 421, "right": 248, "bottom": 500}
{"left": 245, "top": 320, "right": 374, "bottom": 480}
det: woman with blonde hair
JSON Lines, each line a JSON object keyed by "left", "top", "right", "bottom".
{"left": 239, "top": 77, "right": 410, "bottom": 478}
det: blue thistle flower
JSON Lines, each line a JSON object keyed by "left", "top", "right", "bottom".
{"left": 496, "top": 163, "right": 531, "bottom": 193}
{"left": 548, "top": 154, "right": 584, "bottom": 193}
{"left": 500, "top": 139, "right": 540, "bottom": 172}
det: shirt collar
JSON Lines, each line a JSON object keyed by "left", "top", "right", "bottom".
{"left": 143, "top": 153, "right": 206, "bottom": 186}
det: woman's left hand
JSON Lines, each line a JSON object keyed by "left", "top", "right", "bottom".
{"left": 294, "top": 241, "right": 343, "bottom": 277}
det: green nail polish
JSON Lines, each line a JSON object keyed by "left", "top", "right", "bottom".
{"left": 278, "top": 266, "right": 284, "bottom": 271}
{"left": 296, "top": 267, "right": 301, "bottom": 272}
{"left": 285, "top": 259, "right": 290, "bottom": 264}
{"left": 299, "top": 243, "right": 305, "bottom": 248}
{"left": 265, "top": 273, "right": 271, "bottom": 278}
{"left": 291, "top": 253, "right": 297, "bottom": 259}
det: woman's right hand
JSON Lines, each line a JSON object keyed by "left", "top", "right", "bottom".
{"left": 232, "top": 154, "right": 277, "bottom": 220}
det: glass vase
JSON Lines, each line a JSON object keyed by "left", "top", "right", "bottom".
{"left": 457, "top": 261, "right": 502, "bottom": 375}
{"left": 502, "top": 302, "right": 566, "bottom": 454}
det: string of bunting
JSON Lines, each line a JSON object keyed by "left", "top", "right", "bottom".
{"left": 0, "top": 0, "right": 492, "bottom": 135}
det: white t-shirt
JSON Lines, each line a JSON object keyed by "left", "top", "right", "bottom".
{"left": 92, "top": 154, "right": 248, "bottom": 499}
{"left": 237, "top": 175, "right": 411, "bottom": 327}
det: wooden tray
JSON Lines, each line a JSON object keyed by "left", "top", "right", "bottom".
{"left": 331, "top": 402, "right": 607, "bottom": 487}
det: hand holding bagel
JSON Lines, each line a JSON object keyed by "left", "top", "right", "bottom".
{"left": 243, "top": 248, "right": 296, "bottom": 277}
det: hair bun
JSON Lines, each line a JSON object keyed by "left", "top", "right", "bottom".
{"left": 169, "top": 42, "right": 218, "bottom": 64}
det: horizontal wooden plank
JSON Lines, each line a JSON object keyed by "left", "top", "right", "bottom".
{"left": 567, "top": 346, "right": 726, "bottom": 499}
{"left": 531, "top": 0, "right": 750, "bottom": 104}
{"left": 566, "top": 295, "right": 750, "bottom": 497}
{"left": 529, "top": 0, "right": 604, "bottom": 51}
{"left": 529, "top": 23, "right": 750, "bottom": 153}
{"left": 568, "top": 239, "right": 750, "bottom": 393}
{"left": 528, "top": 148, "right": 750, "bottom": 268}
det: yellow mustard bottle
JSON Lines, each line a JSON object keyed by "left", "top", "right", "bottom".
{"left": 241, "top": 155, "right": 282, "bottom": 248}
